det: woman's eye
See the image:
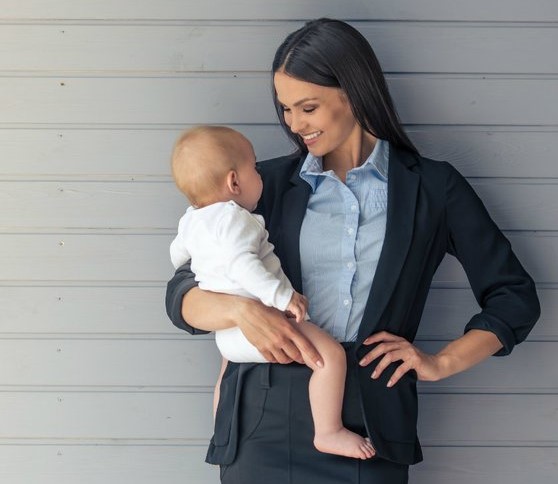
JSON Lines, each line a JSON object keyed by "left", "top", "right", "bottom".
{"left": 281, "top": 106, "right": 291, "bottom": 113}
{"left": 303, "top": 107, "right": 316, "bottom": 113}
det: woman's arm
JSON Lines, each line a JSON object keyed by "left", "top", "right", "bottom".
{"left": 165, "top": 261, "right": 323, "bottom": 365}
{"left": 359, "top": 329, "right": 502, "bottom": 387}
{"left": 183, "top": 286, "right": 321, "bottom": 365}
{"left": 357, "top": 162, "right": 540, "bottom": 386}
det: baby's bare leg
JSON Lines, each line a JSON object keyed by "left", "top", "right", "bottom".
{"left": 296, "top": 321, "right": 375, "bottom": 460}
{"left": 213, "top": 357, "right": 228, "bottom": 420}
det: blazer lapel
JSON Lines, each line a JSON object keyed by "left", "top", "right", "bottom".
{"left": 280, "top": 157, "right": 311, "bottom": 293}
{"left": 356, "top": 147, "right": 420, "bottom": 344}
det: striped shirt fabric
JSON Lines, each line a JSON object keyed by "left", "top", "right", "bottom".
{"left": 299, "top": 139, "right": 389, "bottom": 342}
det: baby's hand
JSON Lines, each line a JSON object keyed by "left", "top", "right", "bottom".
{"left": 285, "top": 291, "right": 308, "bottom": 323}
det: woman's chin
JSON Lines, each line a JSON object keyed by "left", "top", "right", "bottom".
{"left": 306, "top": 144, "right": 325, "bottom": 157}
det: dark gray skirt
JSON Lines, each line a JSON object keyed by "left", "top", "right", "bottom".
{"left": 217, "top": 359, "right": 409, "bottom": 484}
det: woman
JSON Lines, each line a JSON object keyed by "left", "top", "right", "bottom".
{"left": 166, "top": 19, "right": 540, "bottom": 483}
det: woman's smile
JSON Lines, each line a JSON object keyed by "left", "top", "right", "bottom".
{"left": 301, "top": 130, "right": 323, "bottom": 145}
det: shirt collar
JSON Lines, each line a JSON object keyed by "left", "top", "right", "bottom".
{"left": 299, "top": 139, "right": 389, "bottom": 192}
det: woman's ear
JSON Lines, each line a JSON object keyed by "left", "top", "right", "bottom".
{"left": 225, "top": 170, "right": 241, "bottom": 195}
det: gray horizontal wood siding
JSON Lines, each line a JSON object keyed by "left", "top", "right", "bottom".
{"left": 0, "top": 1, "right": 555, "bottom": 483}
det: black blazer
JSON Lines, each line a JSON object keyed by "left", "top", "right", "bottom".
{"left": 166, "top": 145, "right": 540, "bottom": 465}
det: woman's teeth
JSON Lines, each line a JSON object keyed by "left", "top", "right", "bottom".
{"left": 302, "top": 131, "right": 322, "bottom": 140}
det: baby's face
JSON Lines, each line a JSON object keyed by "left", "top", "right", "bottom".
{"left": 234, "top": 138, "right": 263, "bottom": 212}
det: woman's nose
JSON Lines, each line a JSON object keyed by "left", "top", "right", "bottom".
{"left": 289, "top": 113, "right": 303, "bottom": 134}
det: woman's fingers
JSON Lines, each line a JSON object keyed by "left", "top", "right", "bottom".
{"left": 272, "top": 324, "right": 323, "bottom": 366}
{"left": 359, "top": 341, "right": 401, "bottom": 366}
{"left": 255, "top": 333, "right": 298, "bottom": 364}
{"left": 260, "top": 349, "right": 278, "bottom": 364}
{"left": 370, "top": 349, "right": 407, "bottom": 381}
{"left": 238, "top": 302, "right": 321, "bottom": 365}
{"left": 290, "top": 329, "right": 323, "bottom": 367}
{"left": 387, "top": 361, "right": 414, "bottom": 387}
{"left": 363, "top": 330, "right": 403, "bottom": 345}
{"left": 359, "top": 330, "right": 437, "bottom": 385}
{"left": 270, "top": 348, "right": 294, "bottom": 365}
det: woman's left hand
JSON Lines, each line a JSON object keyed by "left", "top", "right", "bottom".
{"left": 359, "top": 331, "right": 447, "bottom": 387}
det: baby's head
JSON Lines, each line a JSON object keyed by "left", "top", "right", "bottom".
{"left": 171, "top": 126, "right": 262, "bottom": 210}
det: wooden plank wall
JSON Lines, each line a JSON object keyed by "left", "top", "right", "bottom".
{"left": 0, "top": 1, "right": 556, "bottom": 482}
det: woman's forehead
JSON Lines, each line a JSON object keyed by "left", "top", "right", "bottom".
{"left": 273, "top": 72, "right": 339, "bottom": 105}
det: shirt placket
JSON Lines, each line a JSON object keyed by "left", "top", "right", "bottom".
{"left": 332, "top": 172, "right": 359, "bottom": 341}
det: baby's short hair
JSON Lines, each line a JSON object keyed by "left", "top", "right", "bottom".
{"left": 171, "top": 125, "right": 246, "bottom": 207}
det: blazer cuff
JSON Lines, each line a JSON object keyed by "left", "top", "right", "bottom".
{"left": 464, "top": 313, "right": 516, "bottom": 356}
{"left": 165, "top": 275, "right": 210, "bottom": 335}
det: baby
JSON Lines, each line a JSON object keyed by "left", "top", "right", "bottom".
{"left": 169, "top": 125, "right": 374, "bottom": 459}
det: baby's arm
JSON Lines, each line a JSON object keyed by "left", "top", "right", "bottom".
{"left": 169, "top": 230, "right": 192, "bottom": 269}
{"left": 219, "top": 208, "right": 296, "bottom": 312}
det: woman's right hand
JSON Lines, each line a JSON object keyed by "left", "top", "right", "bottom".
{"left": 234, "top": 297, "right": 322, "bottom": 366}
{"left": 181, "top": 286, "right": 322, "bottom": 365}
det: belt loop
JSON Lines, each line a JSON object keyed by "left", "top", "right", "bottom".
{"left": 259, "top": 363, "right": 271, "bottom": 389}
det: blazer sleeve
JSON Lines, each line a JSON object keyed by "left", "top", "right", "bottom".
{"left": 444, "top": 163, "right": 540, "bottom": 355}
{"left": 165, "top": 260, "right": 210, "bottom": 335}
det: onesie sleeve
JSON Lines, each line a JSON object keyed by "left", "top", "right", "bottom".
{"left": 169, "top": 232, "right": 191, "bottom": 270}
{"left": 217, "top": 208, "right": 294, "bottom": 310}
{"left": 444, "top": 163, "right": 540, "bottom": 355}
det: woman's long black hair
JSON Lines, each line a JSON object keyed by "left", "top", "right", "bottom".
{"left": 272, "top": 18, "right": 418, "bottom": 155}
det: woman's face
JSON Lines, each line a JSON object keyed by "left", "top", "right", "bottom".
{"left": 273, "top": 71, "right": 360, "bottom": 159}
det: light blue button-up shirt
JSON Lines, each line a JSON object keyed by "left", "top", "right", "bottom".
{"left": 299, "top": 139, "right": 389, "bottom": 342}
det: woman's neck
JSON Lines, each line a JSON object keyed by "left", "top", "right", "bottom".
{"left": 323, "top": 130, "right": 377, "bottom": 182}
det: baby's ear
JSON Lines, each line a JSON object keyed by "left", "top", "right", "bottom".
{"left": 225, "top": 170, "right": 241, "bottom": 195}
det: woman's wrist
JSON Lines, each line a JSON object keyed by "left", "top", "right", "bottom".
{"left": 433, "top": 329, "right": 503, "bottom": 380}
{"left": 431, "top": 352, "right": 456, "bottom": 381}
{"left": 182, "top": 287, "right": 242, "bottom": 331}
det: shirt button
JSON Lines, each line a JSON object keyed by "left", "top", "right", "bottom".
{"left": 347, "top": 228, "right": 354, "bottom": 235}
{"left": 347, "top": 262, "right": 354, "bottom": 269}
{"left": 351, "top": 204, "right": 358, "bottom": 212}
{"left": 343, "top": 299, "right": 350, "bottom": 306}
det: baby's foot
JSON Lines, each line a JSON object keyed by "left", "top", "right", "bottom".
{"left": 314, "top": 429, "right": 375, "bottom": 460}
